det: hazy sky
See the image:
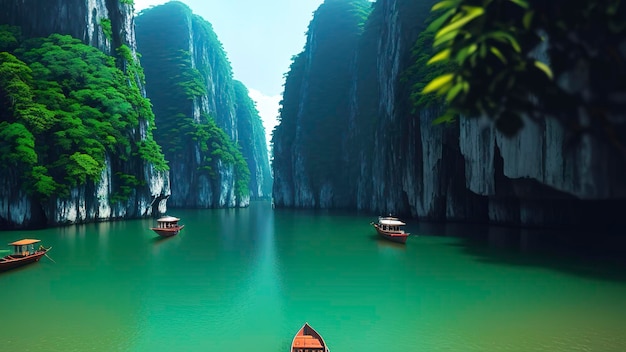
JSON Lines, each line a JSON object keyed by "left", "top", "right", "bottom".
{"left": 133, "top": 0, "right": 326, "bottom": 146}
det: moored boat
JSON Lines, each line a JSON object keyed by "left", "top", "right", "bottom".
{"left": 0, "top": 239, "right": 51, "bottom": 272}
{"left": 371, "top": 216, "right": 410, "bottom": 244}
{"left": 150, "top": 216, "right": 185, "bottom": 237}
{"left": 291, "top": 322, "right": 329, "bottom": 352}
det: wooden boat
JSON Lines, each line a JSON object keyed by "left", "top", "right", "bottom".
{"left": 291, "top": 322, "right": 329, "bottom": 352}
{"left": 150, "top": 216, "right": 185, "bottom": 237}
{"left": 0, "top": 239, "right": 51, "bottom": 272}
{"left": 371, "top": 216, "right": 410, "bottom": 244}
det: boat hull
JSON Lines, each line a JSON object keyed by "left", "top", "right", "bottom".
{"left": 150, "top": 225, "right": 185, "bottom": 237}
{"left": 373, "top": 224, "right": 409, "bottom": 244}
{"left": 0, "top": 250, "right": 48, "bottom": 272}
{"left": 291, "top": 322, "right": 329, "bottom": 352}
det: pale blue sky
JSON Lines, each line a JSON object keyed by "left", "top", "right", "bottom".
{"left": 136, "top": 0, "right": 325, "bottom": 96}
{"left": 134, "top": 0, "right": 328, "bottom": 144}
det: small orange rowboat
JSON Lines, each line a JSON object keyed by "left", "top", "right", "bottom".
{"left": 291, "top": 322, "right": 330, "bottom": 352}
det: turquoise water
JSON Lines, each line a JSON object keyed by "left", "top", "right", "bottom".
{"left": 1, "top": 201, "right": 625, "bottom": 351}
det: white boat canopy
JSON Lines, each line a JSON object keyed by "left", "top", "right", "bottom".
{"left": 157, "top": 216, "right": 180, "bottom": 222}
{"left": 379, "top": 218, "right": 406, "bottom": 226}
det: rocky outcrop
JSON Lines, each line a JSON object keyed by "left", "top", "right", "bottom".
{"left": 136, "top": 1, "right": 271, "bottom": 207}
{"left": 460, "top": 115, "right": 626, "bottom": 228}
{"left": 271, "top": 0, "right": 626, "bottom": 229}
{"left": 0, "top": 0, "right": 170, "bottom": 229}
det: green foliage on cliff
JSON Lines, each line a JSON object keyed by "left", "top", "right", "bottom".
{"left": 192, "top": 16, "right": 233, "bottom": 85}
{"left": 197, "top": 118, "right": 250, "bottom": 197}
{"left": 421, "top": 0, "right": 626, "bottom": 152}
{"left": 136, "top": 1, "right": 252, "bottom": 200}
{"left": 176, "top": 51, "right": 207, "bottom": 99}
{"left": 405, "top": 11, "right": 456, "bottom": 110}
{"left": 419, "top": 0, "right": 550, "bottom": 132}
{"left": 0, "top": 25, "right": 19, "bottom": 52}
{"left": 0, "top": 28, "right": 166, "bottom": 199}
{"left": 178, "top": 113, "right": 250, "bottom": 197}
{"left": 100, "top": 18, "right": 112, "bottom": 40}
{"left": 233, "top": 80, "right": 272, "bottom": 197}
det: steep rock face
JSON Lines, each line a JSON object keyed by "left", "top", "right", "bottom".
{"left": 233, "top": 81, "right": 273, "bottom": 198}
{"left": 0, "top": 0, "right": 170, "bottom": 229}
{"left": 136, "top": 2, "right": 270, "bottom": 208}
{"left": 48, "top": 155, "right": 169, "bottom": 225}
{"left": 272, "top": 53, "right": 306, "bottom": 207}
{"left": 272, "top": 0, "right": 372, "bottom": 208}
{"left": 460, "top": 116, "right": 626, "bottom": 227}
{"left": 0, "top": 0, "right": 138, "bottom": 56}
{"left": 189, "top": 15, "right": 238, "bottom": 140}
{"left": 352, "top": 0, "right": 484, "bottom": 220}
{"left": 353, "top": 0, "right": 433, "bottom": 216}
{"left": 272, "top": 0, "right": 625, "bottom": 228}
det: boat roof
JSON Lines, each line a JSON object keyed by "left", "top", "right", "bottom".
{"left": 9, "top": 239, "right": 41, "bottom": 246}
{"left": 156, "top": 216, "right": 180, "bottom": 222}
{"left": 379, "top": 217, "right": 406, "bottom": 226}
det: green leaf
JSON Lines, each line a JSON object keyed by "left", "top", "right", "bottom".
{"left": 456, "top": 44, "right": 478, "bottom": 62}
{"left": 479, "top": 43, "right": 487, "bottom": 58}
{"left": 446, "top": 81, "right": 464, "bottom": 102}
{"left": 432, "top": 0, "right": 459, "bottom": 12}
{"left": 433, "top": 29, "right": 459, "bottom": 48}
{"left": 422, "top": 74, "right": 454, "bottom": 94}
{"left": 427, "top": 49, "right": 451, "bottom": 64}
{"left": 432, "top": 111, "right": 457, "bottom": 125}
{"left": 522, "top": 11, "right": 534, "bottom": 29}
{"left": 426, "top": 8, "right": 456, "bottom": 33}
{"left": 435, "top": 6, "right": 485, "bottom": 40}
{"left": 462, "top": 81, "right": 470, "bottom": 93}
{"left": 534, "top": 60, "right": 553, "bottom": 79}
{"left": 489, "top": 31, "right": 521, "bottom": 53}
{"left": 508, "top": 0, "right": 529, "bottom": 9}
{"left": 489, "top": 46, "right": 507, "bottom": 63}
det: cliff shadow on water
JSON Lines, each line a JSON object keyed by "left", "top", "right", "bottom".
{"left": 414, "top": 221, "right": 626, "bottom": 284}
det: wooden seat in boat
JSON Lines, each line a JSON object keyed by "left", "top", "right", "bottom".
{"left": 293, "top": 335, "right": 323, "bottom": 348}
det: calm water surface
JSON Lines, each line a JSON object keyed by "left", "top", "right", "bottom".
{"left": 1, "top": 201, "right": 625, "bottom": 351}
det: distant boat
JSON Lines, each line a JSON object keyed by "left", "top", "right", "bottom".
{"left": 371, "top": 216, "right": 410, "bottom": 244}
{"left": 0, "top": 239, "right": 51, "bottom": 272}
{"left": 291, "top": 322, "right": 329, "bottom": 352}
{"left": 150, "top": 216, "right": 185, "bottom": 237}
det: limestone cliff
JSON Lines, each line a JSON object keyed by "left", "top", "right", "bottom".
{"left": 233, "top": 81, "right": 273, "bottom": 199}
{"left": 272, "top": 0, "right": 372, "bottom": 208}
{"left": 136, "top": 1, "right": 272, "bottom": 207}
{"left": 271, "top": 0, "right": 626, "bottom": 229}
{"left": 0, "top": 0, "right": 170, "bottom": 229}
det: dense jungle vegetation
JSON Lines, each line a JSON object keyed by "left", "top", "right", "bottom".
{"left": 0, "top": 25, "right": 166, "bottom": 201}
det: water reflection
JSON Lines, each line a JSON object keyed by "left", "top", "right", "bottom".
{"left": 2, "top": 202, "right": 626, "bottom": 351}
{"left": 371, "top": 234, "right": 407, "bottom": 253}
{"left": 417, "top": 221, "right": 626, "bottom": 283}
